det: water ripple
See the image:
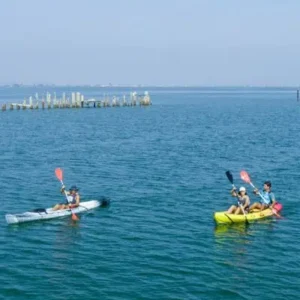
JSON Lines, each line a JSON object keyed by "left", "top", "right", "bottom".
{"left": 0, "top": 87, "right": 299, "bottom": 300}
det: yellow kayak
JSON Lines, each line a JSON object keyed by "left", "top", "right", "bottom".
{"left": 214, "top": 208, "right": 275, "bottom": 224}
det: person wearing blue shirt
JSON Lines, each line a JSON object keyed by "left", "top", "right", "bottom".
{"left": 249, "top": 181, "right": 276, "bottom": 211}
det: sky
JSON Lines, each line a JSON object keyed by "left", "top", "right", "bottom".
{"left": 0, "top": 0, "right": 299, "bottom": 86}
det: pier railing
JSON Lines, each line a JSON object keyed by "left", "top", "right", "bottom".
{"left": 1, "top": 91, "right": 151, "bottom": 111}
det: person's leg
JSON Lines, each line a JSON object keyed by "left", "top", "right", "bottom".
{"left": 260, "top": 204, "right": 267, "bottom": 211}
{"left": 234, "top": 206, "right": 242, "bottom": 215}
{"left": 53, "top": 204, "right": 61, "bottom": 211}
{"left": 250, "top": 202, "right": 261, "bottom": 211}
{"left": 227, "top": 205, "right": 237, "bottom": 214}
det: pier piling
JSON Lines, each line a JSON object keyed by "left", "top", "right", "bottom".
{"left": 2, "top": 91, "right": 151, "bottom": 112}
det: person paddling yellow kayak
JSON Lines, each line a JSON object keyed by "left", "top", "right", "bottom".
{"left": 240, "top": 170, "right": 283, "bottom": 217}
{"left": 249, "top": 181, "right": 276, "bottom": 211}
{"left": 227, "top": 186, "right": 250, "bottom": 215}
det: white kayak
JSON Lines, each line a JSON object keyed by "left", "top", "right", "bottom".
{"left": 5, "top": 198, "right": 110, "bottom": 225}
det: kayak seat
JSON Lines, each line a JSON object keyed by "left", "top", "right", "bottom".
{"left": 31, "top": 208, "right": 47, "bottom": 213}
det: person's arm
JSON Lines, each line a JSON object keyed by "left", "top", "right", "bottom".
{"left": 270, "top": 193, "right": 276, "bottom": 208}
{"left": 75, "top": 194, "right": 80, "bottom": 206}
{"left": 231, "top": 188, "right": 237, "bottom": 197}
{"left": 61, "top": 185, "right": 68, "bottom": 194}
{"left": 253, "top": 188, "right": 259, "bottom": 196}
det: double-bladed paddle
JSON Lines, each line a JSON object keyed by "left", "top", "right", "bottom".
{"left": 225, "top": 170, "right": 248, "bottom": 223}
{"left": 55, "top": 168, "right": 79, "bottom": 221}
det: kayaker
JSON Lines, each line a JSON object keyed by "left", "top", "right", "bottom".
{"left": 53, "top": 185, "right": 80, "bottom": 211}
{"left": 249, "top": 181, "right": 276, "bottom": 211}
{"left": 227, "top": 186, "right": 250, "bottom": 214}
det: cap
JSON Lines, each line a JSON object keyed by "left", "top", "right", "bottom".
{"left": 69, "top": 185, "right": 79, "bottom": 192}
{"left": 239, "top": 186, "right": 246, "bottom": 192}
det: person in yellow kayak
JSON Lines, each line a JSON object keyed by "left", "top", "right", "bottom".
{"left": 227, "top": 186, "right": 250, "bottom": 214}
{"left": 53, "top": 185, "right": 80, "bottom": 211}
{"left": 249, "top": 181, "right": 276, "bottom": 211}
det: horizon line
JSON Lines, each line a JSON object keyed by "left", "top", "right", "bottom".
{"left": 0, "top": 84, "right": 299, "bottom": 89}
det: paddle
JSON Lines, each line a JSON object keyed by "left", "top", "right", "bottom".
{"left": 55, "top": 168, "right": 79, "bottom": 221}
{"left": 240, "top": 170, "right": 281, "bottom": 218}
{"left": 225, "top": 171, "right": 248, "bottom": 223}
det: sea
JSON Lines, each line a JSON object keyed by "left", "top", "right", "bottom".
{"left": 0, "top": 86, "right": 299, "bottom": 300}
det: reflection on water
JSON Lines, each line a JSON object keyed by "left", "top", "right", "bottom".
{"left": 5, "top": 217, "right": 82, "bottom": 254}
{"left": 214, "top": 223, "right": 250, "bottom": 237}
{"left": 214, "top": 218, "right": 275, "bottom": 240}
{"left": 213, "top": 220, "right": 276, "bottom": 269}
{"left": 53, "top": 219, "right": 82, "bottom": 251}
{"left": 51, "top": 219, "right": 83, "bottom": 273}
{"left": 213, "top": 223, "right": 252, "bottom": 270}
{"left": 5, "top": 216, "right": 81, "bottom": 232}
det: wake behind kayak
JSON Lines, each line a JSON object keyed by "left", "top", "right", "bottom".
{"left": 5, "top": 198, "right": 110, "bottom": 225}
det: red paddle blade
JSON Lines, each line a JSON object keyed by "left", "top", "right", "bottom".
{"left": 72, "top": 213, "right": 79, "bottom": 221}
{"left": 55, "top": 168, "right": 63, "bottom": 181}
{"left": 240, "top": 170, "right": 251, "bottom": 183}
{"left": 273, "top": 203, "right": 283, "bottom": 212}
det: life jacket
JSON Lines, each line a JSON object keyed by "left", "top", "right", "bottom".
{"left": 66, "top": 193, "right": 77, "bottom": 205}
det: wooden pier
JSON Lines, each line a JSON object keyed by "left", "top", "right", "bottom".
{"left": 1, "top": 91, "right": 151, "bottom": 111}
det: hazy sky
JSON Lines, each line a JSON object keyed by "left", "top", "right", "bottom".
{"left": 1, "top": 0, "right": 299, "bottom": 86}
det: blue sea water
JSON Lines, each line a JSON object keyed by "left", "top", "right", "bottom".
{"left": 0, "top": 86, "right": 299, "bottom": 300}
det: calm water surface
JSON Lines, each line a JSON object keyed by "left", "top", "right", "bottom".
{"left": 0, "top": 87, "right": 299, "bottom": 300}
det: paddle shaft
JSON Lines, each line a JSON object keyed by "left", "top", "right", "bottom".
{"left": 59, "top": 179, "right": 77, "bottom": 217}
{"left": 249, "top": 181, "right": 274, "bottom": 206}
{"left": 225, "top": 171, "right": 248, "bottom": 218}
{"left": 231, "top": 184, "right": 247, "bottom": 216}
{"left": 54, "top": 168, "right": 79, "bottom": 221}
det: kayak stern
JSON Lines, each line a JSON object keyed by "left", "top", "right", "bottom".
{"left": 5, "top": 214, "right": 19, "bottom": 225}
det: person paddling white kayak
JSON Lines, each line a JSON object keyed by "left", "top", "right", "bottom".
{"left": 53, "top": 185, "right": 80, "bottom": 211}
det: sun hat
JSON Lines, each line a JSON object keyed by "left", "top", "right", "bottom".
{"left": 69, "top": 185, "right": 79, "bottom": 192}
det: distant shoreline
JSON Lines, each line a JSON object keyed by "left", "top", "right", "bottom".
{"left": 0, "top": 84, "right": 298, "bottom": 89}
